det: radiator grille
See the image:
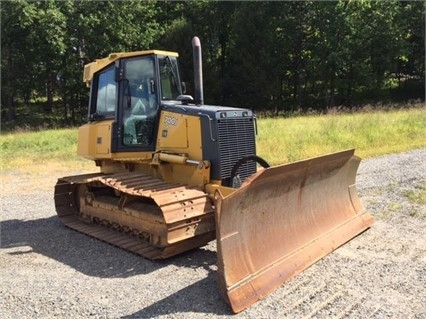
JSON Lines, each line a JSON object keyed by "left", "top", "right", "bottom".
{"left": 216, "top": 117, "right": 256, "bottom": 180}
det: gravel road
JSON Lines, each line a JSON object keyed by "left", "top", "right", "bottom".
{"left": 1, "top": 149, "right": 425, "bottom": 319}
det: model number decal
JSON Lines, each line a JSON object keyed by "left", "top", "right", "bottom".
{"left": 164, "top": 116, "right": 178, "bottom": 126}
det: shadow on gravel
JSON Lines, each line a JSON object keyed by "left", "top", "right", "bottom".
{"left": 121, "top": 272, "right": 231, "bottom": 318}
{"left": 1, "top": 216, "right": 232, "bottom": 316}
{"left": 0, "top": 216, "right": 217, "bottom": 279}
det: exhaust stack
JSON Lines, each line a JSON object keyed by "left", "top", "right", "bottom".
{"left": 192, "top": 36, "right": 204, "bottom": 105}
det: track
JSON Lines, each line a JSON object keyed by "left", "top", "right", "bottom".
{"left": 54, "top": 172, "right": 216, "bottom": 259}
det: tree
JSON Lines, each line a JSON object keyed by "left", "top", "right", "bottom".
{"left": 1, "top": 0, "right": 37, "bottom": 120}
{"left": 1, "top": 0, "right": 424, "bottom": 128}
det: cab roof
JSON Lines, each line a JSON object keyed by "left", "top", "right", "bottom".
{"left": 83, "top": 50, "right": 179, "bottom": 86}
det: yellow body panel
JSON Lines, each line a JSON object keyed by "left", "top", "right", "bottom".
{"left": 95, "top": 124, "right": 111, "bottom": 154}
{"left": 77, "top": 120, "right": 152, "bottom": 161}
{"left": 154, "top": 110, "right": 207, "bottom": 186}
{"left": 77, "top": 122, "right": 113, "bottom": 159}
{"left": 77, "top": 110, "right": 210, "bottom": 187}
{"left": 158, "top": 115, "right": 188, "bottom": 149}
{"left": 157, "top": 111, "right": 203, "bottom": 160}
{"left": 77, "top": 120, "right": 114, "bottom": 159}
{"left": 77, "top": 110, "right": 204, "bottom": 160}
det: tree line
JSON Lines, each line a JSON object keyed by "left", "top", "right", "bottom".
{"left": 1, "top": 0, "right": 424, "bottom": 125}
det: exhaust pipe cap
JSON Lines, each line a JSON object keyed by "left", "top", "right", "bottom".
{"left": 192, "top": 36, "right": 204, "bottom": 105}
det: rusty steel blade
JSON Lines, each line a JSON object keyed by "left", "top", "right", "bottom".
{"left": 215, "top": 149, "right": 373, "bottom": 313}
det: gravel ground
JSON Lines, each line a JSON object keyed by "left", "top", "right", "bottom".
{"left": 1, "top": 149, "right": 425, "bottom": 319}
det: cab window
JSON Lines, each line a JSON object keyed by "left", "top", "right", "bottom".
{"left": 159, "top": 56, "right": 181, "bottom": 100}
{"left": 122, "top": 57, "right": 157, "bottom": 146}
{"left": 95, "top": 67, "right": 117, "bottom": 114}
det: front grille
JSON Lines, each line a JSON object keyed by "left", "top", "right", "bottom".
{"left": 216, "top": 117, "right": 256, "bottom": 181}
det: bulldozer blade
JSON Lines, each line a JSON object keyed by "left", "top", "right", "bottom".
{"left": 215, "top": 149, "right": 373, "bottom": 313}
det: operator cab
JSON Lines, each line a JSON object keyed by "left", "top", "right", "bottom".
{"left": 86, "top": 51, "right": 184, "bottom": 152}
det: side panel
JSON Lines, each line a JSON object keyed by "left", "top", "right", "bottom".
{"left": 154, "top": 110, "right": 209, "bottom": 186}
{"left": 77, "top": 123, "right": 95, "bottom": 159}
{"left": 157, "top": 113, "right": 189, "bottom": 149}
{"left": 77, "top": 121, "right": 114, "bottom": 159}
{"left": 95, "top": 124, "right": 111, "bottom": 154}
{"left": 77, "top": 120, "right": 154, "bottom": 162}
{"left": 156, "top": 110, "right": 203, "bottom": 160}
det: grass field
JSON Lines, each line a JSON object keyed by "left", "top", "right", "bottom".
{"left": 1, "top": 107, "right": 425, "bottom": 173}
{"left": 257, "top": 106, "right": 426, "bottom": 165}
{"left": 0, "top": 128, "right": 93, "bottom": 174}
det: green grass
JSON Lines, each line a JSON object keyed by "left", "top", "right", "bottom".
{"left": 0, "top": 107, "right": 425, "bottom": 173}
{"left": 0, "top": 128, "right": 93, "bottom": 173}
{"left": 403, "top": 184, "right": 426, "bottom": 206}
{"left": 257, "top": 107, "right": 426, "bottom": 165}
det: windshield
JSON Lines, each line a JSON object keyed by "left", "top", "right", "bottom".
{"left": 158, "top": 56, "right": 181, "bottom": 100}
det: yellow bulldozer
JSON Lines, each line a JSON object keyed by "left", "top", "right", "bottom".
{"left": 54, "top": 37, "right": 373, "bottom": 313}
